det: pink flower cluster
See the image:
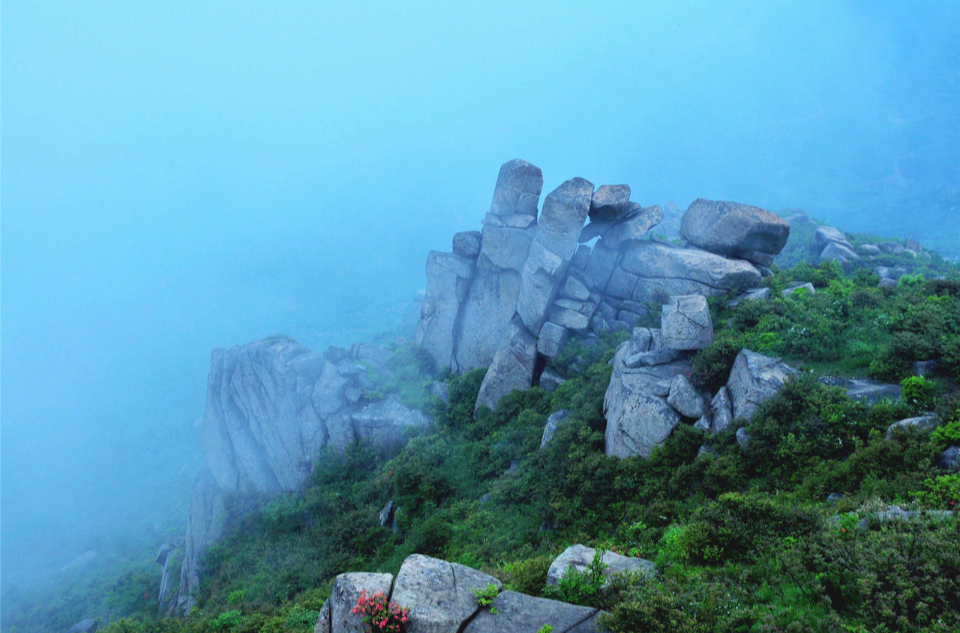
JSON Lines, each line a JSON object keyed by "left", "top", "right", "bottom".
{"left": 351, "top": 589, "right": 409, "bottom": 633}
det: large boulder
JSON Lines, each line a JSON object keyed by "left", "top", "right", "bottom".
{"left": 536, "top": 178, "right": 594, "bottom": 262}
{"left": 814, "top": 226, "right": 852, "bottom": 251}
{"left": 709, "top": 387, "right": 734, "bottom": 434}
{"left": 660, "top": 294, "right": 713, "bottom": 351}
{"left": 617, "top": 241, "right": 761, "bottom": 304}
{"left": 475, "top": 325, "right": 539, "bottom": 414}
{"left": 463, "top": 591, "right": 603, "bottom": 633}
{"left": 680, "top": 199, "right": 790, "bottom": 261}
{"left": 820, "top": 241, "right": 859, "bottom": 262}
{"left": 174, "top": 469, "right": 226, "bottom": 614}
{"left": 666, "top": 374, "right": 708, "bottom": 419}
{"left": 391, "top": 554, "right": 502, "bottom": 633}
{"left": 546, "top": 544, "right": 656, "bottom": 587}
{"left": 726, "top": 350, "right": 796, "bottom": 422}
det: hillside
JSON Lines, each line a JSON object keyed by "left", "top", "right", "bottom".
{"left": 6, "top": 162, "right": 959, "bottom": 633}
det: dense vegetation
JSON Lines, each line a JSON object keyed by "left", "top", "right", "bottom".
{"left": 7, "top": 243, "right": 959, "bottom": 633}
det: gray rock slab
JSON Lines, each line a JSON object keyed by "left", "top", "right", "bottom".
{"left": 680, "top": 198, "right": 790, "bottom": 258}
{"left": 667, "top": 374, "right": 708, "bottom": 418}
{"left": 463, "top": 591, "right": 598, "bottom": 633}
{"left": 781, "top": 282, "right": 816, "bottom": 297}
{"left": 537, "top": 178, "right": 594, "bottom": 262}
{"left": 938, "top": 446, "right": 960, "bottom": 472}
{"left": 475, "top": 325, "right": 538, "bottom": 414}
{"left": 710, "top": 387, "right": 734, "bottom": 434}
{"left": 561, "top": 274, "right": 592, "bottom": 301}
{"left": 488, "top": 159, "right": 543, "bottom": 218}
{"left": 68, "top": 619, "right": 99, "bottom": 633}
{"left": 537, "top": 321, "right": 569, "bottom": 358}
{"left": 661, "top": 294, "right": 714, "bottom": 351}
{"left": 814, "top": 226, "right": 852, "bottom": 250}
{"left": 726, "top": 350, "right": 796, "bottom": 422}
{"left": 479, "top": 222, "right": 534, "bottom": 272}
{"left": 820, "top": 241, "right": 859, "bottom": 262}
{"left": 391, "top": 554, "right": 502, "bottom": 633}
{"left": 455, "top": 268, "right": 523, "bottom": 372}
{"left": 416, "top": 251, "right": 476, "bottom": 369}
{"left": 539, "top": 368, "right": 565, "bottom": 393}
{"left": 541, "top": 409, "right": 573, "bottom": 448}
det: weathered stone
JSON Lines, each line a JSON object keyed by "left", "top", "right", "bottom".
{"left": 606, "top": 265, "right": 640, "bottom": 300}
{"left": 859, "top": 243, "right": 881, "bottom": 256}
{"left": 352, "top": 395, "right": 431, "bottom": 448}
{"left": 561, "top": 274, "right": 592, "bottom": 301}
{"left": 313, "top": 600, "right": 331, "bottom": 633}
{"left": 202, "top": 339, "right": 330, "bottom": 494}
{"left": 814, "top": 226, "right": 852, "bottom": 250}
{"left": 539, "top": 368, "right": 565, "bottom": 393}
{"left": 479, "top": 223, "right": 534, "bottom": 271}
{"left": 879, "top": 241, "right": 904, "bottom": 254}
{"left": 589, "top": 184, "right": 633, "bottom": 221}
{"left": 600, "top": 205, "right": 664, "bottom": 250}
{"left": 827, "top": 493, "right": 844, "bottom": 504}
{"left": 325, "top": 572, "right": 394, "bottom": 633}
{"left": 547, "top": 544, "right": 657, "bottom": 587}
{"left": 554, "top": 298, "right": 595, "bottom": 316}
{"left": 661, "top": 294, "right": 714, "bottom": 350}
{"left": 378, "top": 500, "right": 394, "bottom": 528}
{"left": 905, "top": 238, "right": 923, "bottom": 253}
{"left": 911, "top": 360, "right": 938, "bottom": 377}
{"left": 455, "top": 269, "right": 522, "bottom": 371}
{"left": 583, "top": 242, "right": 620, "bottom": 290}
{"left": 726, "top": 350, "right": 796, "bottom": 422}
{"left": 605, "top": 339, "right": 683, "bottom": 458}
{"left": 537, "top": 322, "right": 569, "bottom": 358}
{"left": 820, "top": 241, "right": 859, "bottom": 262}
{"left": 697, "top": 445, "right": 715, "bottom": 458}
{"left": 571, "top": 245, "right": 591, "bottom": 270}
{"left": 740, "top": 250, "right": 775, "bottom": 267}
{"left": 463, "top": 591, "right": 599, "bottom": 633}
{"left": 416, "top": 251, "right": 476, "bottom": 369}
{"left": 736, "top": 427, "right": 750, "bottom": 450}
{"left": 694, "top": 415, "right": 712, "bottom": 432}
{"left": 680, "top": 199, "right": 790, "bottom": 258}
{"left": 537, "top": 178, "right": 594, "bottom": 261}
{"left": 620, "top": 241, "right": 761, "bottom": 304}
{"left": 453, "top": 230, "right": 482, "bottom": 257}
{"left": 710, "top": 387, "right": 734, "bottom": 434}
{"left": 885, "top": 414, "right": 941, "bottom": 440}
{"left": 727, "top": 287, "right": 771, "bottom": 307}
{"left": 938, "top": 446, "right": 960, "bottom": 472}
{"left": 488, "top": 159, "right": 543, "bottom": 218}
{"left": 175, "top": 469, "right": 226, "bottom": 614}
{"left": 548, "top": 306, "right": 591, "bottom": 332}
{"left": 667, "top": 374, "right": 708, "bottom": 418}
{"left": 818, "top": 376, "right": 901, "bottom": 403}
{"left": 391, "top": 554, "right": 501, "bottom": 633}
{"left": 541, "top": 410, "right": 573, "bottom": 448}
{"left": 475, "top": 325, "right": 538, "bottom": 414}
{"left": 878, "top": 277, "right": 897, "bottom": 288}
{"left": 517, "top": 239, "right": 568, "bottom": 332}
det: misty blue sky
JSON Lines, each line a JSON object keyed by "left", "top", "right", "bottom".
{"left": 3, "top": 1, "right": 958, "bottom": 587}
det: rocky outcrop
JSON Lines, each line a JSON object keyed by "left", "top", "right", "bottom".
{"left": 546, "top": 544, "right": 656, "bottom": 587}
{"left": 315, "top": 554, "right": 608, "bottom": 633}
{"left": 202, "top": 337, "right": 427, "bottom": 495}
{"left": 680, "top": 199, "right": 790, "bottom": 264}
{"left": 174, "top": 469, "right": 226, "bottom": 614}
{"left": 726, "top": 350, "right": 797, "bottom": 422}
{"left": 541, "top": 409, "right": 573, "bottom": 448}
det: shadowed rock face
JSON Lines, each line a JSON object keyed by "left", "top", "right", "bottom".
{"left": 174, "top": 469, "right": 226, "bottom": 614}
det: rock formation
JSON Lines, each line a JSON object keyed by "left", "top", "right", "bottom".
{"left": 314, "top": 554, "right": 608, "bottom": 633}
{"left": 415, "top": 160, "right": 779, "bottom": 414}
{"left": 546, "top": 544, "right": 656, "bottom": 588}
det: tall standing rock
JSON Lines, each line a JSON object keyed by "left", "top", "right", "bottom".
{"left": 680, "top": 199, "right": 790, "bottom": 264}
{"left": 416, "top": 251, "right": 475, "bottom": 369}
{"left": 454, "top": 160, "right": 543, "bottom": 371}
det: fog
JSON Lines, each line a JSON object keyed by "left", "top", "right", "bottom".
{"left": 2, "top": 0, "right": 958, "bottom": 600}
